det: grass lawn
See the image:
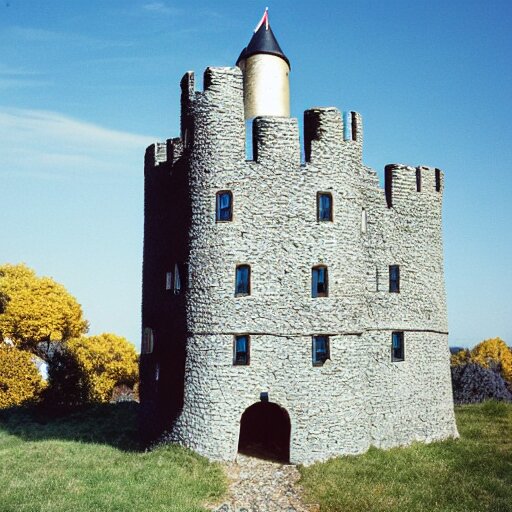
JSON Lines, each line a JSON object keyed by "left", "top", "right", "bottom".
{"left": 1, "top": 402, "right": 510, "bottom": 512}
{"left": 0, "top": 403, "right": 225, "bottom": 512}
{"left": 299, "top": 401, "right": 512, "bottom": 512}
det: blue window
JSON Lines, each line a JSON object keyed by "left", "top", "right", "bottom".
{"left": 235, "top": 265, "right": 250, "bottom": 296}
{"left": 317, "top": 192, "right": 333, "bottom": 221}
{"left": 392, "top": 331, "right": 404, "bottom": 361}
{"left": 312, "top": 266, "right": 328, "bottom": 297}
{"left": 312, "top": 335, "right": 330, "bottom": 366}
{"left": 216, "top": 191, "right": 232, "bottom": 221}
{"left": 389, "top": 265, "right": 400, "bottom": 293}
{"left": 234, "top": 335, "right": 250, "bottom": 365}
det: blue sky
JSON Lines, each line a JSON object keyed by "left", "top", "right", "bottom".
{"left": 1, "top": 0, "right": 511, "bottom": 349}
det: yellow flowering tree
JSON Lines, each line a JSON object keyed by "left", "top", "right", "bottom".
{"left": 470, "top": 337, "right": 512, "bottom": 384}
{"left": 0, "top": 344, "right": 46, "bottom": 408}
{"left": 66, "top": 333, "right": 139, "bottom": 402}
{"left": 0, "top": 263, "right": 88, "bottom": 359}
{"left": 450, "top": 348, "right": 471, "bottom": 367}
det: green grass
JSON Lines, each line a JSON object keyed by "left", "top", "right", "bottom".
{"left": 0, "top": 403, "right": 226, "bottom": 512}
{"left": 2, "top": 402, "right": 510, "bottom": 512}
{"left": 299, "top": 401, "right": 512, "bottom": 512}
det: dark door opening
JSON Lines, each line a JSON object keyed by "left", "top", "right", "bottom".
{"left": 238, "top": 402, "right": 291, "bottom": 462}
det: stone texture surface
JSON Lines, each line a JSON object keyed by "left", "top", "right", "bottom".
{"left": 140, "top": 65, "right": 459, "bottom": 465}
{"left": 209, "top": 454, "right": 318, "bottom": 512}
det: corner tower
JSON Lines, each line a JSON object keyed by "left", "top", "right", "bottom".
{"left": 236, "top": 8, "right": 290, "bottom": 119}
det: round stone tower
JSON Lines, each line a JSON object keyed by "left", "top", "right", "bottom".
{"left": 139, "top": 11, "right": 459, "bottom": 465}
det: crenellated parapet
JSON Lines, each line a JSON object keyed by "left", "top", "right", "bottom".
{"left": 384, "top": 163, "right": 444, "bottom": 211}
{"left": 252, "top": 116, "right": 300, "bottom": 166}
{"left": 304, "top": 108, "right": 363, "bottom": 164}
{"left": 148, "top": 71, "right": 447, "bottom": 224}
{"left": 144, "top": 141, "right": 167, "bottom": 170}
{"left": 180, "top": 67, "right": 245, "bottom": 166}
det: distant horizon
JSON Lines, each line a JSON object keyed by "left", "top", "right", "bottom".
{"left": 1, "top": 1, "right": 511, "bottom": 350}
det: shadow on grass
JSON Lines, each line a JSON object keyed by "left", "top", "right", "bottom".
{"left": 0, "top": 401, "right": 141, "bottom": 452}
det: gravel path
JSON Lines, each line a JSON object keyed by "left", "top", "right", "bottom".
{"left": 210, "top": 454, "right": 319, "bottom": 512}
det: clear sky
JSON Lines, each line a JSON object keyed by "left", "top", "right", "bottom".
{"left": 1, "top": 0, "right": 511, "bottom": 350}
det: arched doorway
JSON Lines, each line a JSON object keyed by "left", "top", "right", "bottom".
{"left": 238, "top": 402, "right": 291, "bottom": 462}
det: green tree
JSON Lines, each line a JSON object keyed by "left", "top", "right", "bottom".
{"left": 0, "top": 344, "right": 46, "bottom": 408}
{"left": 0, "top": 264, "right": 88, "bottom": 360}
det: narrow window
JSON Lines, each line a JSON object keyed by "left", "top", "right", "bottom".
{"left": 165, "top": 271, "right": 172, "bottom": 290}
{"left": 155, "top": 362, "right": 160, "bottom": 381}
{"left": 435, "top": 169, "right": 441, "bottom": 192}
{"left": 343, "top": 111, "right": 352, "bottom": 141}
{"left": 351, "top": 112, "right": 358, "bottom": 141}
{"left": 234, "top": 335, "right": 250, "bottom": 365}
{"left": 389, "top": 265, "right": 400, "bottom": 293}
{"left": 235, "top": 265, "right": 250, "bottom": 296}
{"left": 392, "top": 331, "right": 404, "bottom": 361}
{"left": 312, "top": 335, "right": 330, "bottom": 366}
{"left": 317, "top": 192, "right": 333, "bottom": 221}
{"left": 385, "top": 165, "right": 393, "bottom": 208}
{"left": 312, "top": 266, "right": 328, "bottom": 297}
{"left": 174, "top": 263, "right": 181, "bottom": 294}
{"left": 416, "top": 169, "right": 421, "bottom": 192}
{"left": 216, "top": 191, "right": 233, "bottom": 221}
{"left": 361, "top": 208, "right": 367, "bottom": 234}
{"left": 142, "top": 327, "right": 154, "bottom": 354}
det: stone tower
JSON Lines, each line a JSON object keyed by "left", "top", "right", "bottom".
{"left": 139, "top": 12, "right": 458, "bottom": 465}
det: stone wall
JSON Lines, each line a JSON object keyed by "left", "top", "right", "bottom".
{"left": 140, "top": 66, "right": 458, "bottom": 464}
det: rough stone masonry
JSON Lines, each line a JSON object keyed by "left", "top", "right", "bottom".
{"left": 139, "top": 32, "right": 458, "bottom": 465}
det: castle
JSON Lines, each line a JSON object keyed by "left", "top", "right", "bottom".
{"left": 139, "top": 11, "right": 458, "bottom": 465}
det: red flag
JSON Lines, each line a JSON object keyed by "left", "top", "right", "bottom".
{"left": 254, "top": 7, "right": 269, "bottom": 32}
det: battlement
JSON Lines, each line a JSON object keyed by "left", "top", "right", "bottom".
{"left": 144, "top": 138, "right": 184, "bottom": 173}
{"left": 177, "top": 67, "right": 366, "bottom": 170}
{"left": 252, "top": 116, "right": 300, "bottom": 165}
{"left": 385, "top": 163, "right": 444, "bottom": 208}
{"left": 144, "top": 141, "right": 167, "bottom": 169}
{"left": 304, "top": 108, "right": 363, "bottom": 163}
{"left": 149, "top": 68, "right": 448, "bottom": 217}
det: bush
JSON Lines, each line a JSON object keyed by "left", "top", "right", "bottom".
{"left": 44, "top": 345, "right": 89, "bottom": 407}
{"left": 450, "top": 347, "right": 471, "bottom": 367}
{"left": 451, "top": 362, "right": 512, "bottom": 404}
{"left": 46, "top": 333, "right": 138, "bottom": 404}
{"left": 0, "top": 344, "right": 45, "bottom": 408}
{"left": 470, "top": 337, "right": 512, "bottom": 384}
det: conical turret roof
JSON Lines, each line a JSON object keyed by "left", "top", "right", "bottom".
{"left": 236, "top": 9, "right": 290, "bottom": 69}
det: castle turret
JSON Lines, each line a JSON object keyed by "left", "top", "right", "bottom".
{"left": 236, "top": 8, "right": 290, "bottom": 119}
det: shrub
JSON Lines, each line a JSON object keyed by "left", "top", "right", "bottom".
{"left": 44, "top": 345, "right": 89, "bottom": 407}
{"left": 0, "top": 344, "right": 45, "bottom": 408}
{"left": 451, "top": 362, "right": 512, "bottom": 404}
{"left": 47, "top": 333, "right": 139, "bottom": 404}
{"left": 450, "top": 348, "right": 471, "bottom": 367}
{"left": 470, "top": 337, "right": 512, "bottom": 384}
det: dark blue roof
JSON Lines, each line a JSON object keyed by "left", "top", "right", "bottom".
{"left": 236, "top": 19, "right": 290, "bottom": 69}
